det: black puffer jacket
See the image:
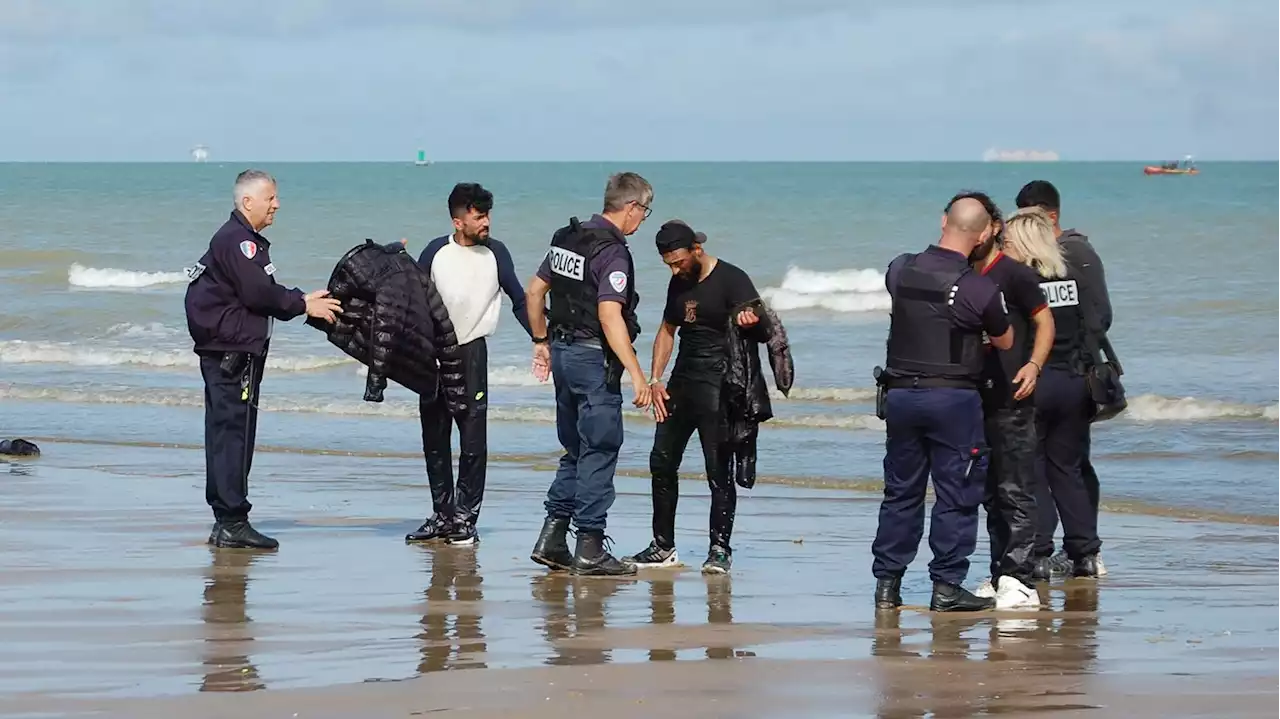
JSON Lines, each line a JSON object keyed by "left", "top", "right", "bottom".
{"left": 723, "top": 301, "right": 795, "bottom": 489}
{"left": 305, "top": 240, "right": 466, "bottom": 412}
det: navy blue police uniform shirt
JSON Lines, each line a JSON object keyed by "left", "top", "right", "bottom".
{"left": 535, "top": 214, "right": 633, "bottom": 339}
{"left": 185, "top": 210, "right": 306, "bottom": 355}
{"left": 978, "top": 251, "right": 1048, "bottom": 409}
{"left": 886, "top": 244, "right": 1010, "bottom": 341}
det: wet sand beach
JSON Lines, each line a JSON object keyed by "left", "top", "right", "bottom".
{"left": 0, "top": 441, "right": 1276, "bottom": 718}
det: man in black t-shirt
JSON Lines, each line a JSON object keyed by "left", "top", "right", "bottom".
{"left": 970, "top": 226, "right": 1055, "bottom": 609}
{"left": 623, "top": 220, "right": 766, "bottom": 575}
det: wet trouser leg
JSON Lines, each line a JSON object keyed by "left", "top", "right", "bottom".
{"left": 648, "top": 398, "right": 697, "bottom": 550}
{"left": 201, "top": 352, "right": 266, "bottom": 521}
{"left": 1034, "top": 367, "right": 1102, "bottom": 561}
{"left": 419, "top": 393, "right": 455, "bottom": 518}
{"left": 454, "top": 339, "right": 489, "bottom": 525}
{"left": 1036, "top": 428, "right": 1101, "bottom": 557}
{"left": 982, "top": 406, "right": 1039, "bottom": 583}
{"left": 872, "top": 388, "right": 987, "bottom": 585}
{"left": 544, "top": 341, "right": 622, "bottom": 532}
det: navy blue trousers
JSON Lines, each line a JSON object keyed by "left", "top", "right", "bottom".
{"left": 544, "top": 340, "right": 624, "bottom": 532}
{"left": 200, "top": 352, "right": 266, "bottom": 521}
{"left": 871, "top": 388, "right": 988, "bottom": 586}
{"left": 1033, "top": 367, "right": 1102, "bottom": 560}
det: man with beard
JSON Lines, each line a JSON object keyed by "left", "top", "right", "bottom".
{"left": 969, "top": 207, "right": 1055, "bottom": 609}
{"left": 407, "top": 183, "right": 533, "bottom": 545}
{"left": 624, "top": 219, "right": 766, "bottom": 575}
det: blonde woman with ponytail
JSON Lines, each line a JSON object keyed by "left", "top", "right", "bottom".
{"left": 1001, "top": 207, "right": 1068, "bottom": 280}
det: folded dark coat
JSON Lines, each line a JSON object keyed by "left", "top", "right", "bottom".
{"left": 305, "top": 240, "right": 466, "bottom": 413}
{"left": 722, "top": 302, "right": 795, "bottom": 489}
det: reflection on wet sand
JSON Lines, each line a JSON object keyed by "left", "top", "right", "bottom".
{"left": 531, "top": 574, "right": 635, "bottom": 666}
{"left": 199, "top": 549, "right": 265, "bottom": 693}
{"left": 871, "top": 581, "right": 1101, "bottom": 717}
{"left": 645, "top": 576, "right": 737, "bottom": 661}
{"left": 416, "top": 547, "right": 487, "bottom": 673}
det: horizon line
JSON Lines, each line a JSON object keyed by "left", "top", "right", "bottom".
{"left": 0, "top": 158, "right": 1275, "bottom": 164}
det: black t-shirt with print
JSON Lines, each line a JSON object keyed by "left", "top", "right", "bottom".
{"left": 662, "top": 260, "right": 761, "bottom": 383}
{"left": 980, "top": 252, "right": 1049, "bottom": 410}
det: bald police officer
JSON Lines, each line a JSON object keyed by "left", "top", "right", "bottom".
{"left": 185, "top": 170, "right": 341, "bottom": 550}
{"left": 871, "top": 192, "right": 1012, "bottom": 612}
{"left": 525, "top": 172, "right": 654, "bottom": 577}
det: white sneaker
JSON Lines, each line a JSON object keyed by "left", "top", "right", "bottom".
{"left": 994, "top": 576, "right": 1041, "bottom": 610}
{"left": 974, "top": 577, "right": 996, "bottom": 598}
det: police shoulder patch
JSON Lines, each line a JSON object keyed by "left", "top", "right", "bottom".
{"left": 239, "top": 240, "right": 258, "bottom": 259}
{"left": 263, "top": 262, "right": 276, "bottom": 276}
{"left": 608, "top": 270, "right": 628, "bottom": 293}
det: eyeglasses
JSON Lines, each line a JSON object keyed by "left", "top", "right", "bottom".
{"left": 634, "top": 201, "right": 653, "bottom": 220}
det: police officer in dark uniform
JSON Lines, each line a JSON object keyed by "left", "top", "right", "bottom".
{"left": 184, "top": 170, "right": 341, "bottom": 550}
{"left": 871, "top": 192, "right": 1013, "bottom": 612}
{"left": 524, "top": 172, "right": 654, "bottom": 576}
{"left": 1015, "top": 180, "right": 1112, "bottom": 579}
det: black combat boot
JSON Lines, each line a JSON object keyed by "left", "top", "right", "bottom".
{"left": 211, "top": 519, "right": 279, "bottom": 550}
{"left": 570, "top": 529, "right": 636, "bottom": 577}
{"left": 875, "top": 575, "right": 903, "bottom": 610}
{"left": 530, "top": 516, "right": 574, "bottom": 571}
{"left": 929, "top": 581, "right": 994, "bottom": 612}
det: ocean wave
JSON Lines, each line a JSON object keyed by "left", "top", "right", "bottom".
{"left": 0, "top": 384, "right": 880, "bottom": 430}
{"left": 0, "top": 340, "right": 347, "bottom": 372}
{"left": 760, "top": 266, "right": 890, "bottom": 313}
{"left": 1124, "top": 394, "right": 1279, "bottom": 422}
{"left": 67, "top": 263, "right": 188, "bottom": 289}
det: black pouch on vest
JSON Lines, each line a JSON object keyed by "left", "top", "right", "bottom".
{"left": 1079, "top": 294, "right": 1126, "bottom": 423}
{"left": 219, "top": 351, "right": 248, "bottom": 379}
{"left": 872, "top": 365, "right": 888, "bottom": 420}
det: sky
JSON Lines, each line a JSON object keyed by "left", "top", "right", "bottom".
{"left": 1, "top": 0, "right": 1276, "bottom": 161}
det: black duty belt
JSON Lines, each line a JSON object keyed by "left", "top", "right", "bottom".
{"left": 883, "top": 376, "right": 977, "bottom": 390}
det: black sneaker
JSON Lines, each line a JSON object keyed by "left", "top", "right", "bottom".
{"left": 929, "top": 581, "right": 994, "bottom": 612}
{"left": 405, "top": 514, "right": 452, "bottom": 543}
{"left": 1031, "top": 550, "right": 1073, "bottom": 580}
{"left": 570, "top": 530, "right": 636, "bottom": 577}
{"left": 207, "top": 521, "right": 221, "bottom": 545}
{"left": 701, "top": 546, "right": 731, "bottom": 575}
{"left": 211, "top": 520, "right": 278, "bottom": 550}
{"left": 1072, "top": 553, "right": 1102, "bottom": 578}
{"left": 447, "top": 519, "right": 479, "bottom": 546}
{"left": 626, "top": 540, "right": 680, "bottom": 568}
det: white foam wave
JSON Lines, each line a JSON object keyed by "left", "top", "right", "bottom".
{"left": 1124, "top": 394, "right": 1279, "bottom": 422}
{"left": 102, "top": 322, "right": 181, "bottom": 340}
{"left": 760, "top": 266, "right": 890, "bottom": 313}
{"left": 68, "top": 263, "right": 188, "bottom": 289}
{"left": 354, "top": 363, "right": 548, "bottom": 387}
{"left": 0, "top": 340, "right": 348, "bottom": 372}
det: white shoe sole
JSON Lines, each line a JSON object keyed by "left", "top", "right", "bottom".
{"left": 701, "top": 564, "right": 729, "bottom": 575}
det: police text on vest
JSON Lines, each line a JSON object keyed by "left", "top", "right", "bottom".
{"left": 1040, "top": 280, "right": 1079, "bottom": 308}
{"left": 549, "top": 247, "right": 585, "bottom": 281}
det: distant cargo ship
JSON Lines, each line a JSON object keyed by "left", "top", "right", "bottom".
{"left": 982, "top": 148, "right": 1060, "bottom": 162}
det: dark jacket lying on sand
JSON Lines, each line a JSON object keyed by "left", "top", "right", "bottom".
{"left": 723, "top": 301, "right": 795, "bottom": 489}
{"left": 305, "top": 240, "right": 466, "bottom": 412}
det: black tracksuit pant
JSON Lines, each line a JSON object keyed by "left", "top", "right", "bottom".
{"left": 648, "top": 376, "right": 737, "bottom": 553}
{"left": 1033, "top": 366, "right": 1102, "bottom": 561}
{"left": 981, "top": 404, "right": 1038, "bottom": 583}
{"left": 419, "top": 338, "right": 489, "bottom": 525}
{"left": 200, "top": 351, "right": 267, "bottom": 521}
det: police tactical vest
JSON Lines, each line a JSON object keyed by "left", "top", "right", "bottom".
{"left": 545, "top": 217, "right": 640, "bottom": 342}
{"left": 885, "top": 254, "right": 985, "bottom": 383}
{"left": 1039, "top": 270, "right": 1085, "bottom": 369}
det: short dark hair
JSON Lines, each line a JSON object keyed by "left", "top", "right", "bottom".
{"left": 1015, "top": 180, "right": 1060, "bottom": 211}
{"left": 944, "top": 190, "right": 1001, "bottom": 224}
{"left": 448, "top": 182, "right": 493, "bottom": 219}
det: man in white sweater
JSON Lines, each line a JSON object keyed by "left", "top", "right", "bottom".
{"left": 406, "top": 183, "right": 533, "bottom": 545}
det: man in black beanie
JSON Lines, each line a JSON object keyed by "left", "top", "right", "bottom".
{"left": 624, "top": 219, "right": 767, "bottom": 575}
